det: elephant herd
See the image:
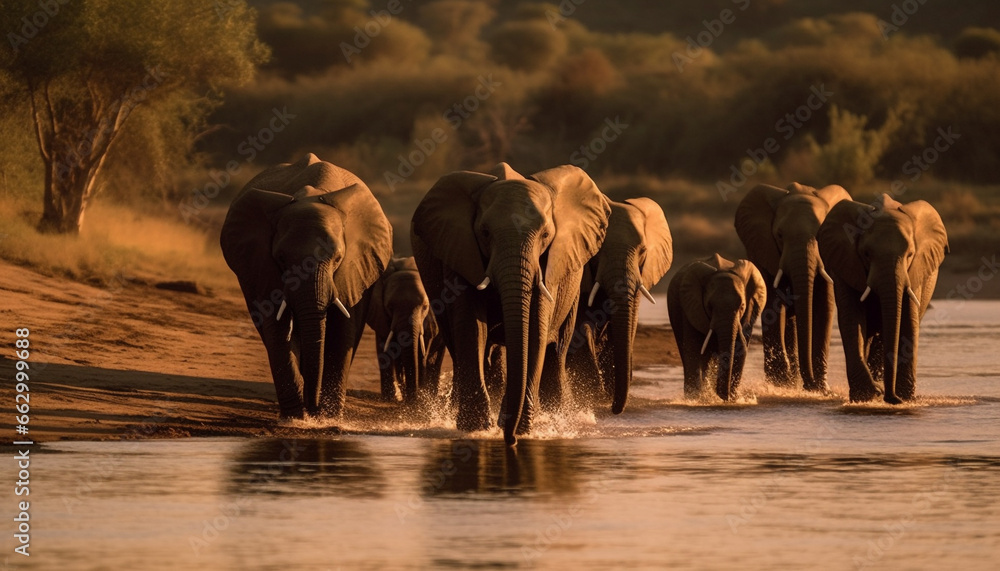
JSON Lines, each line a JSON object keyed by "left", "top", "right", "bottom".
{"left": 221, "top": 153, "right": 948, "bottom": 445}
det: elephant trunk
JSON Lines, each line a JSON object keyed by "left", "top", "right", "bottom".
{"left": 790, "top": 250, "right": 817, "bottom": 389}
{"left": 877, "top": 268, "right": 906, "bottom": 404}
{"left": 295, "top": 306, "right": 327, "bottom": 415}
{"left": 609, "top": 286, "right": 639, "bottom": 414}
{"left": 714, "top": 321, "right": 740, "bottom": 401}
{"left": 404, "top": 316, "right": 422, "bottom": 401}
{"left": 291, "top": 272, "right": 330, "bottom": 416}
{"left": 496, "top": 252, "right": 535, "bottom": 446}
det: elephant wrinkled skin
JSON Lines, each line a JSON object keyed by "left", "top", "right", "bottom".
{"left": 817, "top": 194, "right": 948, "bottom": 403}
{"left": 220, "top": 153, "right": 393, "bottom": 419}
{"left": 667, "top": 254, "right": 766, "bottom": 401}
{"left": 411, "top": 163, "right": 611, "bottom": 446}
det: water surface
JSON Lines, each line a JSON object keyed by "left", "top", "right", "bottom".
{"left": 5, "top": 300, "right": 999, "bottom": 570}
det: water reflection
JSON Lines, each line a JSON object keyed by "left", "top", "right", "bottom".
{"left": 226, "top": 438, "right": 385, "bottom": 498}
{"left": 421, "top": 439, "right": 583, "bottom": 497}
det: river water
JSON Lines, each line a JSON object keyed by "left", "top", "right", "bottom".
{"left": 5, "top": 300, "right": 999, "bottom": 570}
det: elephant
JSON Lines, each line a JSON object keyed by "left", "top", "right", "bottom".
{"left": 667, "top": 254, "right": 766, "bottom": 400}
{"left": 366, "top": 257, "right": 445, "bottom": 402}
{"left": 734, "top": 182, "right": 851, "bottom": 392}
{"left": 566, "top": 198, "right": 673, "bottom": 413}
{"left": 411, "top": 162, "right": 611, "bottom": 445}
{"left": 817, "top": 193, "right": 948, "bottom": 403}
{"left": 220, "top": 153, "right": 393, "bottom": 419}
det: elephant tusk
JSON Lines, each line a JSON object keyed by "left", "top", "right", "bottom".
{"left": 276, "top": 299, "right": 287, "bottom": 321}
{"left": 819, "top": 267, "right": 834, "bottom": 284}
{"left": 860, "top": 286, "right": 872, "bottom": 302}
{"left": 477, "top": 277, "right": 490, "bottom": 291}
{"left": 587, "top": 282, "right": 600, "bottom": 307}
{"left": 333, "top": 297, "right": 351, "bottom": 318}
{"left": 639, "top": 284, "right": 656, "bottom": 305}
{"left": 539, "top": 280, "right": 555, "bottom": 302}
{"left": 700, "top": 330, "right": 712, "bottom": 355}
{"left": 287, "top": 317, "right": 294, "bottom": 342}
{"left": 772, "top": 269, "right": 784, "bottom": 289}
{"left": 419, "top": 333, "right": 426, "bottom": 356}
{"left": 383, "top": 331, "right": 394, "bottom": 353}
{"left": 907, "top": 287, "right": 920, "bottom": 305}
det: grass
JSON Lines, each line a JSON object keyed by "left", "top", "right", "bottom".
{"left": 0, "top": 196, "right": 238, "bottom": 293}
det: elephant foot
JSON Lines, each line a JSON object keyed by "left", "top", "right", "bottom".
{"left": 803, "top": 381, "right": 830, "bottom": 393}
{"left": 278, "top": 408, "right": 305, "bottom": 421}
{"left": 883, "top": 393, "right": 903, "bottom": 405}
{"left": 457, "top": 406, "right": 491, "bottom": 432}
{"left": 848, "top": 387, "right": 880, "bottom": 402}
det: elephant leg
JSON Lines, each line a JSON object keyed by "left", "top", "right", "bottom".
{"left": 730, "top": 338, "right": 749, "bottom": 396}
{"left": 515, "top": 294, "right": 552, "bottom": 436}
{"left": 678, "top": 321, "right": 706, "bottom": 398}
{"left": 449, "top": 295, "right": 491, "bottom": 432}
{"left": 318, "top": 313, "right": 360, "bottom": 418}
{"left": 539, "top": 309, "right": 576, "bottom": 410}
{"left": 895, "top": 300, "right": 920, "bottom": 400}
{"left": 761, "top": 290, "right": 794, "bottom": 386}
{"left": 259, "top": 317, "right": 305, "bottom": 418}
{"left": 375, "top": 334, "right": 398, "bottom": 401}
{"left": 424, "top": 337, "right": 446, "bottom": 398}
{"left": 807, "top": 278, "right": 834, "bottom": 392}
{"left": 484, "top": 344, "right": 506, "bottom": 401}
{"left": 835, "top": 284, "right": 880, "bottom": 401}
{"left": 784, "top": 312, "right": 799, "bottom": 383}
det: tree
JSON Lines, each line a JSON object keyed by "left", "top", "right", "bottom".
{"left": 0, "top": 0, "right": 268, "bottom": 233}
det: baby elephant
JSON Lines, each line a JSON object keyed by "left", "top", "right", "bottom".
{"left": 667, "top": 254, "right": 766, "bottom": 400}
{"left": 366, "top": 257, "right": 445, "bottom": 402}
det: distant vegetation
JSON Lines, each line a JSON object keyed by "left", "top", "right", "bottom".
{"left": 1, "top": 0, "right": 998, "bottom": 284}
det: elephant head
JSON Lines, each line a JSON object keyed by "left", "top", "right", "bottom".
{"left": 734, "top": 182, "right": 850, "bottom": 389}
{"left": 672, "top": 255, "right": 766, "bottom": 400}
{"left": 818, "top": 194, "right": 948, "bottom": 403}
{"left": 367, "top": 257, "right": 433, "bottom": 401}
{"left": 221, "top": 154, "right": 393, "bottom": 417}
{"left": 581, "top": 198, "right": 673, "bottom": 413}
{"left": 412, "top": 163, "right": 610, "bottom": 445}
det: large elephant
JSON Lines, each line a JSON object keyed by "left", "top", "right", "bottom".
{"left": 667, "top": 254, "right": 766, "bottom": 400}
{"left": 567, "top": 198, "right": 673, "bottom": 413}
{"left": 220, "top": 153, "right": 393, "bottom": 419}
{"left": 817, "top": 194, "right": 948, "bottom": 403}
{"left": 366, "top": 257, "right": 445, "bottom": 402}
{"left": 734, "top": 182, "right": 851, "bottom": 392}
{"left": 411, "top": 163, "right": 611, "bottom": 445}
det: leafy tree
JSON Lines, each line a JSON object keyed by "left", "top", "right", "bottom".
{"left": 0, "top": 0, "right": 267, "bottom": 233}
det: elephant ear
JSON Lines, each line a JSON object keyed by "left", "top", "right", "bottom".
{"left": 817, "top": 200, "right": 870, "bottom": 292}
{"left": 625, "top": 197, "right": 673, "bottom": 289}
{"left": 899, "top": 200, "right": 949, "bottom": 279}
{"left": 365, "top": 261, "right": 396, "bottom": 331}
{"left": 326, "top": 183, "right": 394, "bottom": 308}
{"left": 733, "top": 260, "right": 766, "bottom": 333}
{"left": 813, "top": 184, "right": 852, "bottom": 210}
{"left": 220, "top": 188, "right": 296, "bottom": 304}
{"left": 412, "top": 171, "right": 497, "bottom": 286}
{"left": 678, "top": 261, "right": 716, "bottom": 333}
{"left": 734, "top": 184, "right": 787, "bottom": 276}
{"left": 530, "top": 165, "right": 611, "bottom": 287}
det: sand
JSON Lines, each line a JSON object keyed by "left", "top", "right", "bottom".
{"left": 0, "top": 260, "right": 679, "bottom": 442}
